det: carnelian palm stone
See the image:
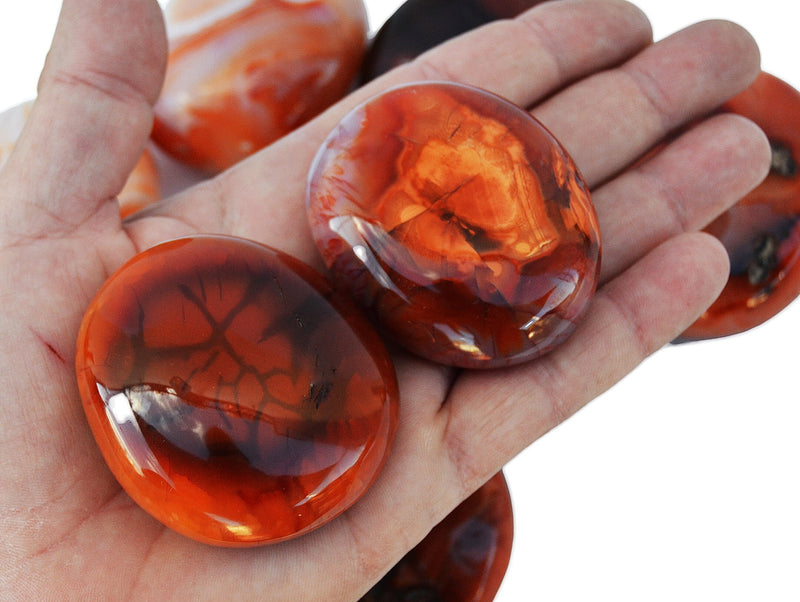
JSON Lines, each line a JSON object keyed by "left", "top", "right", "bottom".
{"left": 307, "top": 82, "right": 601, "bottom": 368}
{"left": 76, "top": 235, "right": 398, "bottom": 546}
{"left": 152, "top": 0, "right": 368, "bottom": 173}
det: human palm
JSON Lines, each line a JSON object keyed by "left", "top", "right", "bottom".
{"left": 0, "top": 0, "right": 769, "bottom": 599}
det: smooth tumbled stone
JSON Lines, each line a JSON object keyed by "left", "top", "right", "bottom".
{"left": 307, "top": 82, "right": 601, "bottom": 368}
{"left": 76, "top": 235, "right": 398, "bottom": 546}
{"left": 152, "top": 0, "right": 368, "bottom": 173}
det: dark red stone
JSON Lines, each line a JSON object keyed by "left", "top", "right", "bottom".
{"left": 681, "top": 72, "right": 800, "bottom": 340}
{"left": 359, "top": 0, "right": 546, "bottom": 83}
{"left": 76, "top": 235, "right": 398, "bottom": 546}
{"left": 307, "top": 81, "right": 600, "bottom": 368}
{"left": 361, "top": 471, "right": 514, "bottom": 602}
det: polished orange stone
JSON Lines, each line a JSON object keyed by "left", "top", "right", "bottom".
{"left": 75, "top": 236, "right": 398, "bottom": 546}
{"left": 152, "top": 0, "right": 368, "bottom": 174}
{"left": 361, "top": 471, "right": 514, "bottom": 601}
{"left": 307, "top": 82, "right": 600, "bottom": 368}
{"left": 681, "top": 72, "right": 800, "bottom": 340}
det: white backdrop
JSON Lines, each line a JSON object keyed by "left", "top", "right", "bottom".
{"left": 1, "top": 1, "right": 797, "bottom": 600}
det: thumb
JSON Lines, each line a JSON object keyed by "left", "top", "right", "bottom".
{"left": 1, "top": 0, "right": 166, "bottom": 241}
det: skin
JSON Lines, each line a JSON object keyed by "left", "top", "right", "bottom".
{"left": 0, "top": 0, "right": 770, "bottom": 600}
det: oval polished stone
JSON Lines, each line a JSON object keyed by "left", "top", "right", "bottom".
{"left": 359, "top": 0, "right": 545, "bottom": 83}
{"left": 361, "top": 471, "right": 513, "bottom": 602}
{"left": 681, "top": 72, "right": 800, "bottom": 340}
{"left": 307, "top": 82, "right": 601, "bottom": 368}
{"left": 152, "top": 0, "right": 368, "bottom": 173}
{"left": 76, "top": 235, "right": 398, "bottom": 546}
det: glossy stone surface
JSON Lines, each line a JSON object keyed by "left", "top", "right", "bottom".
{"left": 0, "top": 100, "right": 160, "bottom": 217}
{"left": 681, "top": 72, "right": 800, "bottom": 340}
{"left": 361, "top": 472, "right": 513, "bottom": 602}
{"left": 76, "top": 235, "right": 398, "bottom": 546}
{"left": 359, "top": 0, "right": 545, "bottom": 83}
{"left": 152, "top": 0, "right": 368, "bottom": 174}
{"left": 307, "top": 82, "right": 600, "bottom": 368}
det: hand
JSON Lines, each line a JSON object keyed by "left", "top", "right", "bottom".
{"left": 0, "top": 0, "right": 769, "bottom": 599}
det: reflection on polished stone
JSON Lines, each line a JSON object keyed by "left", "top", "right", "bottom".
{"left": 308, "top": 81, "right": 600, "bottom": 368}
{"left": 76, "top": 235, "right": 397, "bottom": 546}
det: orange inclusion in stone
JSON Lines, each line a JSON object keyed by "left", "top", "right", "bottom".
{"left": 307, "top": 82, "right": 600, "bottom": 368}
{"left": 75, "top": 236, "right": 398, "bottom": 546}
{"left": 152, "top": 0, "right": 368, "bottom": 174}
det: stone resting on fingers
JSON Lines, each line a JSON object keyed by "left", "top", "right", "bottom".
{"left": 0, "top": 0, "right": 770, "bottom": 599}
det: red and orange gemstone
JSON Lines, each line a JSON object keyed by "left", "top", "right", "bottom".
{"left": 361, "top": 471, "right": 514, "bottom": 601}
{"left": 76, "top": 235, "right": 398, "bottom": 546}
{"left": 307, "top": 82, "right": 600, "bottom": 368}
{"left": 152, "top": 0, "right": 368, "bottom": 173}
{"left": 681, "top": 72, "right": 800, "bottom": 340}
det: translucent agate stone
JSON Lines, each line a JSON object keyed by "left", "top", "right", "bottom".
{"left": 76, "top": 235, "right": 398, "bottom": 546}
{"left": 307, "top": 82, "right": 600, "bottom": 368}
{"left": 152, "top": 0, "right": 368, "bottom": 173}
{"left": 361, "top": 471, "right": 514, "bottom": 602}
{"left": 681, "top": 72, "right": 800, "bottom": 340}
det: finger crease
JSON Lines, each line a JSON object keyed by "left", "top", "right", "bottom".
{"left": 410, "top": 51, "right": 464, "bottom": 84}
{"left": 530, "top": 355, "right": 581, "bottom": 429}
{"left": 516, "top": 13, "right": 567, "bottom": 86}
{"left": 597, "top": 284, "right": 654, "bottom": 362}
{"left": 48, "top": 66, "right": 151, "bottom": 109}
{"left": 637, "top": 164, "right": 692, "bottom": 235}
{"left": 621, "top": 65, "right": 677, "bottom": 134}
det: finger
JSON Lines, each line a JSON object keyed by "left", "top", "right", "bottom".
{"left": 437, "top": 232, "right": 729, "bottom": 494}
{"left": 534, "top": 19, "right": 762, "bottom": 186}
{"left": 314, "top": 231, "right": 733, "bottom": 595}
{"left": 0, "top": 0, "right": 166, "bottom": 242}
{"left": 126, "top": 0, "right": 653, "bottom": 258}
{"left": 596, "top": 113, "right": 771, "bottom": 281}
{"left": 379, "top": 0, "right": 653, "bottom": 111}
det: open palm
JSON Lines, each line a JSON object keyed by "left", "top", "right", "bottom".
{"left": 0, "top": 0, "right": 769, "bottom": 599}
